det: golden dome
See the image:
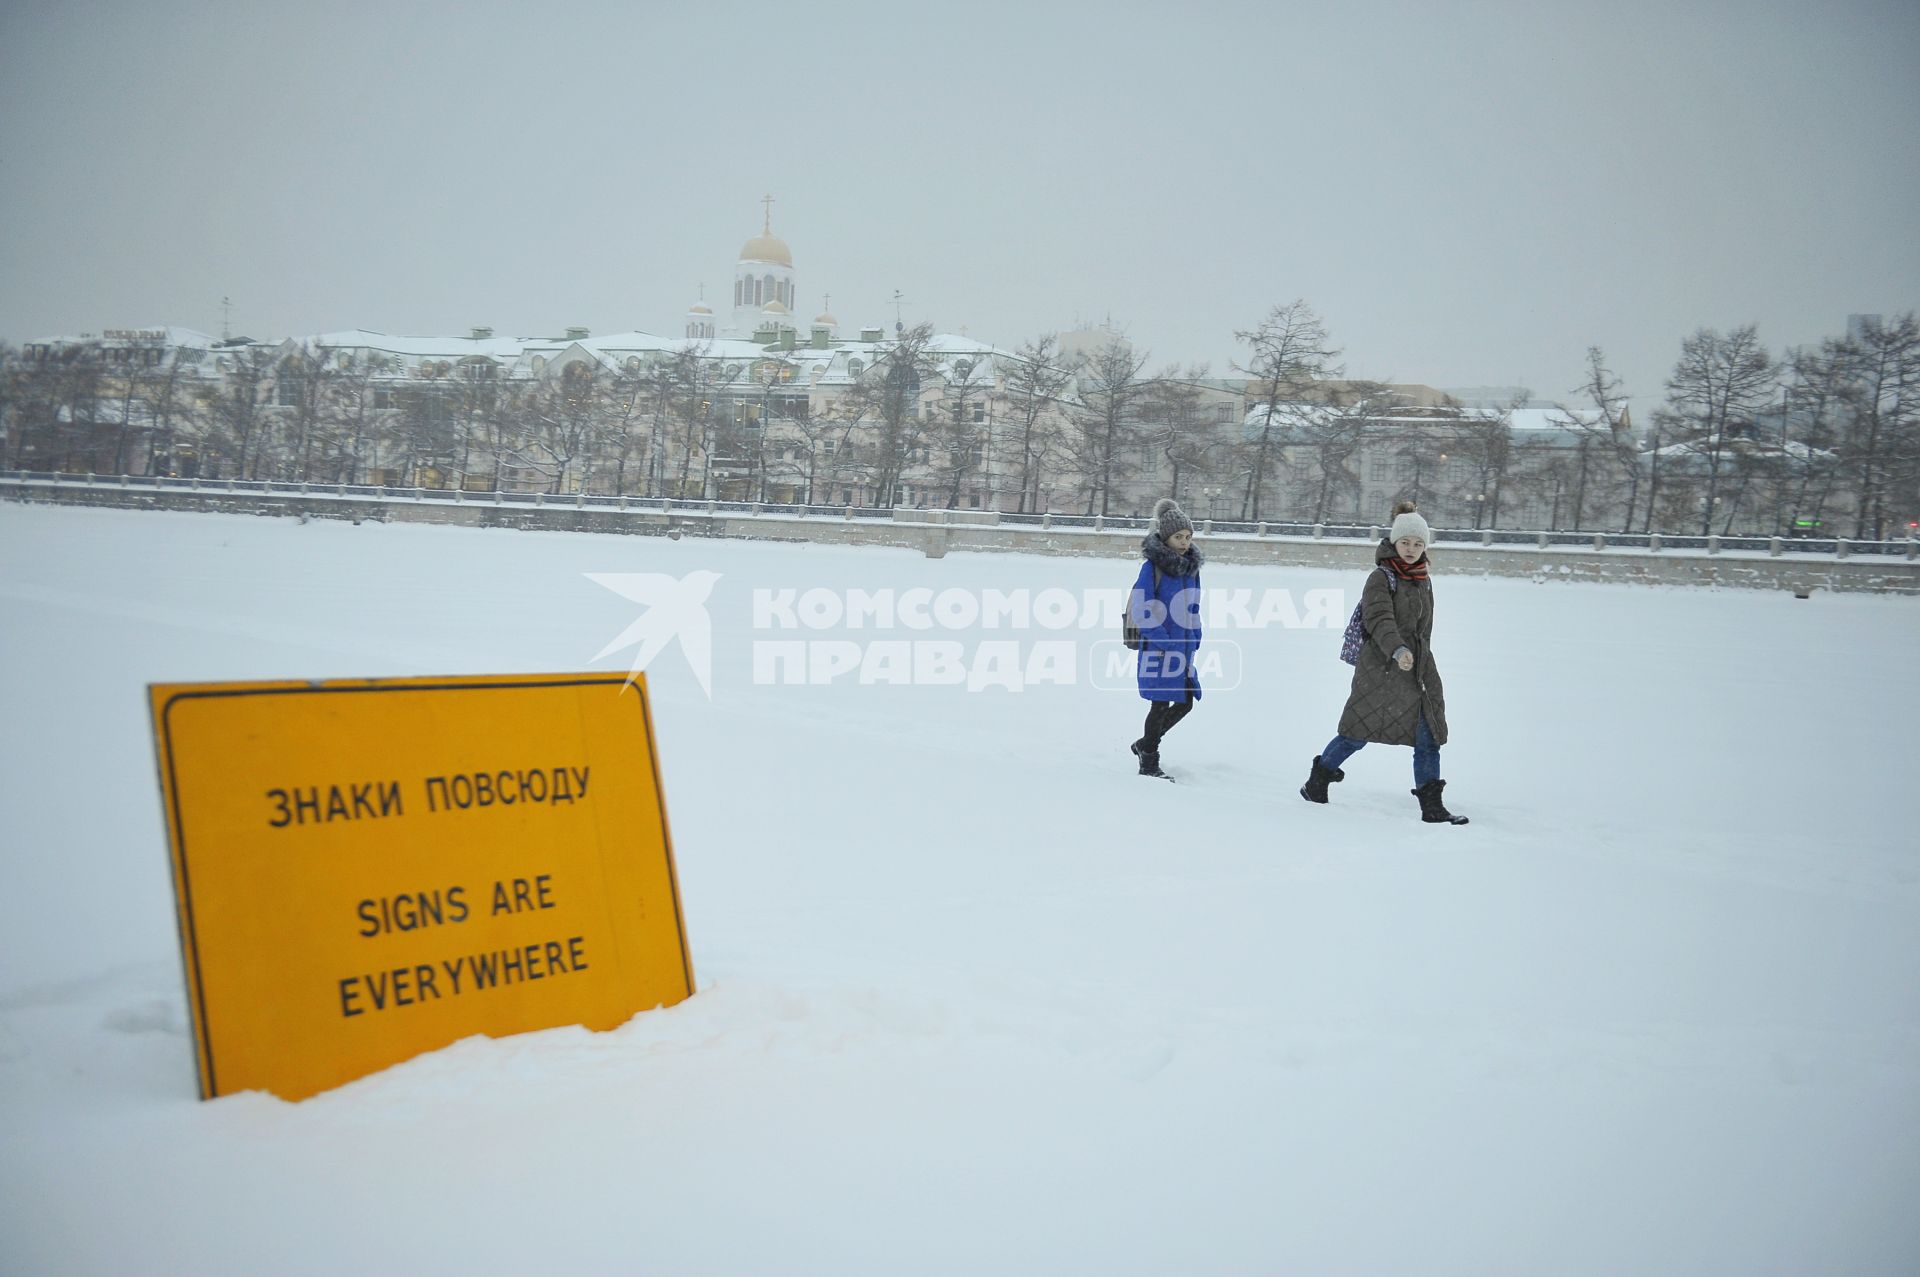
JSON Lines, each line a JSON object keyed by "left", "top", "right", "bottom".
{"left": 761, "top": 300, "right": 791, "bottom": 315}
{"left": 688, "top": 303, "right": 712, "bottom": 314}
{"left": 814, "top": 311, "right": 837, "bottom": 326}
{"left": 739, "top": 233, "right": 792, "bottom": 267}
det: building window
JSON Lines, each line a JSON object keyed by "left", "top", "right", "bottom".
{"left": 971, "top": 403, "right": 985, "bottom": 423}
{"left": 1369, "top": 455, "right": 1389, "bottom": 481}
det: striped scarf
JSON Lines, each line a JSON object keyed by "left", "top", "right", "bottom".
{"left": 1384, "top": 554, "right": 1430, "bottom": 584}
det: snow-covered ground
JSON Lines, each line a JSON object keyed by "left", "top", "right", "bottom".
{"left": 1, "top": 500, "right": 1915, "bottom": 1276}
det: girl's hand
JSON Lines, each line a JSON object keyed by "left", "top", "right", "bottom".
{"left": 1394, "top": 647, "right": 1414, "bottom": 672}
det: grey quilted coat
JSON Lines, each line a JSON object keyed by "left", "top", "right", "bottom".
{"left": 1336, "top": 540, "right": 1450, "bottom": 746}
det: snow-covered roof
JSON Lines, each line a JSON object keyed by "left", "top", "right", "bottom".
{"left": 1506, "top": 408, "right": 1573, "bottom": 432}
{"left": 28, "top": 327, "right": 219, "bottom": 349}
{"left": 304, "top": 330, "right": 532, "bottom": 359}
{"left": 30, "top": 322, "right": 1007, "bottom": 390}
{"left": 925, "top": 334, "right": 1002, "bottom": 356}
{"left": 1650, "top": 437, "right": 1835, "bottom": 464}
{"left": 1238, "top": 401, "right": 1603, "bottom": 447}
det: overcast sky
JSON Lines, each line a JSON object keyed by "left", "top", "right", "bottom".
{"left": 2, "top": 0, "right": 1915, "bottom": 412}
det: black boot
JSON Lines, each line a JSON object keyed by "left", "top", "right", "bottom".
{"left": 1412, "top": 779, "right": 1468, "bottom": 825}
{"left": 1131, "top": 739, "right": 1172, "bottom": 781}
{"left": 1299, "top": 756, "right": 1344, "bottom": 804}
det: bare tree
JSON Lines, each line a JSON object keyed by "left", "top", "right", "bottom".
{"left": 529, "top": 361, "right": 602, "bottom": 493}
{"left": 0, "top": 344, "right": 86, "bottom": 469}
{"left": 20, "top": 342, "right": 108, "bottom": 471}
{"left": 657, "top": 344, "right": 711, "bottom": 499}
{"left": 272, "top": 342, "right": 345, "bottom": 481}
{"left": 726, "top": 358, "right": 803, "bottom": 503}
{"left": 1510, "top": 429, "right": 1581, "bottom": 530}
{"left": 134, "top": 344, "right": 203, "bottom": 476}
{"left": 929, "top": 353, "right": 992, "bottom": 508}
{"left": 447, "top": 361, "right": 527, "bottom": 490}
{"left": 839, "top": 322, "right": 940, "bottom": 507}
{"left": 1295, "top": 381, "right": 1388, "bottom": 523}
{"left": 1836, "top": 312, "right": 1920, "bottom": 539}
{"left": 763, "top": 386, "right": 855, "bottom": 507}
{"left": 1549, "top": 347, "right": 1637, "bottom": 531}
{"left": 632, "top": 356, "right": 676, "bottom": 497}
{"left": 1139, "top": 367, "right": 1217, "bottom": 507}
{"left": 1445, "top": 393, "right": 1523, "bottom": 529}
{"left": 391, "top": 359, "right": 468, "bottom": 487}
{"left": 0, "top": 344, "right": 20, "bottom": 468}
{"left": 1235, "top": 301, "right": 1340, "bottom": 521}
{"left": 208, "top": 346, "right": 273, "bottom": 479}
{"left": 320, "top": 353, "right": 386, "bottom": 485}
{"left": 1658, "top": 324, "right": 1777, "bottom": 536}
{"left": 999, "top": 335, "right": 1071, "bottom": 512}
{"left": 595, "top": 363, "right": 654, "bottom": 496}
{"left": 1069, "top": 336, "right": 1153, "bottom": 516}
{"left": 104, "top": 359, "right": 147, "bottom": 475}
{"left": 1389, "top": 429, "right": 1441, "bottom": 514}
{"left": 1769, "top": 346, "right": 1847, "bottom": 534}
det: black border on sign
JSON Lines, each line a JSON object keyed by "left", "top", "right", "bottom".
{"left": 154, "top": 675, "right": 694, "bottom": 1100}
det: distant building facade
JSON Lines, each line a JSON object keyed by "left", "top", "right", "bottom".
{"left": 7, "top": 215, "right": 1890, "bottom": 535}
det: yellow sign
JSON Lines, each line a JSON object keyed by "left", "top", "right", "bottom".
{"left": 147, "top": 673, "right": 694, "bottom": 1101}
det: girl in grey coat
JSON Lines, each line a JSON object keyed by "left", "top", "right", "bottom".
{"left": 1300, "top": 501, "right": 1467, "bottom": 824}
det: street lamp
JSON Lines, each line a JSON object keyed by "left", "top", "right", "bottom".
{"left": 1468, "top": 492, "right": 1486, "bottom": 529}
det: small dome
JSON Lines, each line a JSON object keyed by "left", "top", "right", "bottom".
{"left": 814, "top": 312, "right": 837, "bottom": 326}
{"left": 761, "top": 300, "right": 791, "bottom": 315}
{"left": 688, "top": 303, "right": 712, "bottom": 314}
{"left": 739, "top": 233, "right": 793, "bottom": 267}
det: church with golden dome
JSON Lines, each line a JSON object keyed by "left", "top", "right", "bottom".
{"left": 685, "top": 196, "right": 837, "bottom": 344}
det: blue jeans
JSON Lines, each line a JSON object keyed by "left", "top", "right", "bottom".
{"left": 1320, "top": 714, "right": 1440, "bottom": 787}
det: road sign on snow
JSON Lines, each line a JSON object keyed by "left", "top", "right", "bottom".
{"left": 148, "top": 672, "right": 693, "bottom": 1100}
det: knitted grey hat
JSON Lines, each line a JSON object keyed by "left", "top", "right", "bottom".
{"left": 1153, "top": 497, "right": 1194, "bottom": 540}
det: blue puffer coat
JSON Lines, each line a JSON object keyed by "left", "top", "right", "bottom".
{"left": 1130, "top": 534, "right": 1203, "bottom": 703}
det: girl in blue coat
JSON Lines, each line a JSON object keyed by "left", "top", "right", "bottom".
{"left": 1129, "top": 498, "right": 1203, "bottom": 780}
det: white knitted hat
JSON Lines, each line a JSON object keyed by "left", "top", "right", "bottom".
{"left": 1389, "top": 505, "right": 1431, "bottom": 544}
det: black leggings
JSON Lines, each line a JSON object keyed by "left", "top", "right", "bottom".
{"left": 1141, "top": 697, "right": 1194, "bottom": 749}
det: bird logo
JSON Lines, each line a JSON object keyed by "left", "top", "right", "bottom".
{"left": 586, "top": 570, "right": 722, "bottom": 698}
